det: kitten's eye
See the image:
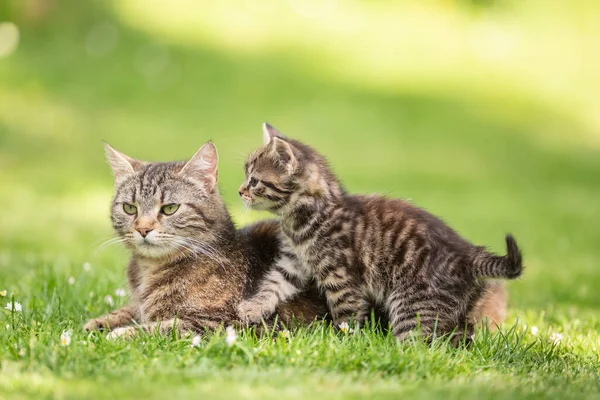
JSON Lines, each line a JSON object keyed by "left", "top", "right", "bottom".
{"left": 249, "top": 177, "right": 258, "bottom": 187}
{"left": 161, "top": 204, "right": 180, "bottom": 215}
{"left": 123, "top": 203, "right": 137, "bottom": 215}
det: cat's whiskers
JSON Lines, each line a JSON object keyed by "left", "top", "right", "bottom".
{"left": 90, "top": 234, "right": 121, "bottom": 246}
{"left": 167, "top": 240, "right": 194, "bottom": 260}
{"left": 185, "top": 237, "right": 227, "bottom": 261}
{"left": 93, "top": 236, "right": 128, "bottom": 255}
{"left": 171, "top": 236, "right": 227, "bottom": 272}
{"left": 241, "top": 202, "right": 250, "bottom": 216}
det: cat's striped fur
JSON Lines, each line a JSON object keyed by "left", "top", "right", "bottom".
{"left": 237, "top": 124, "right": 523, "bottom": 343}
{"left": 84, "top": 142, "right": 328, "bottom": 338}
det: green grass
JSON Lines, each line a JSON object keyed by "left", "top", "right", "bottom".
{"left": 1, "top": 0, "right": 600, "bottom": 398}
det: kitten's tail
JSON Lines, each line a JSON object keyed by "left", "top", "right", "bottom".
{"left": 471, "top": 234, "right": 523, "bottom": 279}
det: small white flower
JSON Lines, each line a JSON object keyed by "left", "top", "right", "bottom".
{"left": 531, "top": 326, "right": 539, "bottom": 335}
{"left": 60, "top": 330, "right": 72, "bottom": 346}
{"left": 83, "top": 262, "right": 91, "bottom": 271}
{"left": 0, "top": 290, "right": 7, "bottom": 297}
{"left": 550, "top": 332, "right": 563, "bottom": 345}
{"left": 338, "top": 322, "right": 354, "bottom": 334}
{"left": 115, "top": 288, "right": 127, "bottom": 297}
{"left": 104, "top": 295, "right": 114, "bottom": 307}
{"left": 68, "top": 276, "right": 75, "bottom": 285}
{"left": 191, "top": 335, "right": 202, "bottom": 348}
{"left": 225, "top": 325, "right": 237, "bottom": 346}
{"left": 280, "top": 329, "right": 290, "bottom": 338}
{"left": 81, "top": 340, "right": 87, "bottom": 346}
{"left": 5, "top": 301, "right": 22, "bottom": 312}
{"left": 18, "top": 348, "right": 26, "bottom": 357}
{"left": 296, "top": 349, "right": 302, "bottom": 356}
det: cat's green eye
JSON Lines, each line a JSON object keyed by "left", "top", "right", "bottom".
{"left": 123, "top": 203, "right": 137, "bottom": 215}
{"left": 161, "top": 204, "right": 180, "bottom": 215}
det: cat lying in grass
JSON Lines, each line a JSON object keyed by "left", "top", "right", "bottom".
{"left": 84, "top": 142, "right": 328, "bottom": 339}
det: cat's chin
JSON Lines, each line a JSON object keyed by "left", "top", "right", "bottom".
{"left": 246, "top": 199, "right": 272, "bottom": 212}
{"left": 133, "top": 243, "right": 176, "bottom": 259}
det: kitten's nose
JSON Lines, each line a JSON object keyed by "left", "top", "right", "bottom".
{"left": 136, "top": 227, "right": 153, "bottom": 237}
{"left": 239, "top": 186, "right": 248, "bottom": 197}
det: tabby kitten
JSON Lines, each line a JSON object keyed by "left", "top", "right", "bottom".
{"left": 237, "top": 124, "right": 523, "bottom": 343}
{"left": 84, "top": 142, "right": 327, "bottom": 339}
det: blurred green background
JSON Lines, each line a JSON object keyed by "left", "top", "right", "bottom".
{"left": 1, "top": 0, "right": 599, "bottom": 317}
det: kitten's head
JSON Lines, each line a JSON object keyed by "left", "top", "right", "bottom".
{"left": 105, "top": 142, "right": 227, "bottom": 260}
{"left": 239, "top": 123, "right": 343, "bottom": 214}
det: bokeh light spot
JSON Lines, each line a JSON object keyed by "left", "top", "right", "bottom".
{"left": 85, "top": 22, "right": 119, "bottom": 58}
{"left": 0, "top": 22, "right": 20, "bottom": 58}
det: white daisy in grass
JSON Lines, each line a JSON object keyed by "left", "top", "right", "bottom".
{"left": 60, "top": 330, "right": 72, "bottom": 346}
{"left": 18, "top": 348, "right": 26, "bottom": 357}
{"left": 83, "top": 262, "right": 92, "bottom": 272}
{"left": 0, "top": 290, "right": 7, "bottom": 297}
{"left": 531, "top": 326, "right": 539, "bottom": 335}
{"left": 338, "top": 322, "right": 354, "bottom": 334}
{"left": 68, "top": 276, "right": 76, "bottom": 285}
{"left": 5, "top": 301, "right": 22, "bottom": 312}
{"left": 225, "top": 326, "right": 237, "bottom": 346}
{"left": 115, "top": 288, "right": 127, "bottom": 297}
{"left": 280, "top": 329, "right": 290, "bottom": 339}
{"left": 550, "top": 332, "right": 564, "bottom": 345}
{"left": 191, "top": 335, "right": 202, "bottom": 348}
{"left": 104, "top": 295, "right": 114, "bottom": 306}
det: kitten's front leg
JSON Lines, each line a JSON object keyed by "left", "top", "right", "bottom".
{"left": 318, "top": 263, "right": 370, "bottom": 329}
{"left": 84, "top": 304, "right": 137, "bottom": 331}
{"left": 238, "top": 255, "right": 309, "bottom": 323}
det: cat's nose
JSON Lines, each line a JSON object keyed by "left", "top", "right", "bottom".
{"left": 239, "top": 186, "right": 248, "bottom": 197}
{"left": 136, "top": 227, "right": 153, "bottom": 237}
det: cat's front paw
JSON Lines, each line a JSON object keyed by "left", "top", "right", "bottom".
{"left": 106, "top": 326, "right": 136, "bottom": 340}
{"left": 84, "top": 318, "right": 107, "bottom": 332}
{"left": 237, "top": 300, "right": 269, "bottom": 324}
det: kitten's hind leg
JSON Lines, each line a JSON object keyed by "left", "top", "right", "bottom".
{"left": 386, "top": 286, "right": 457, "bottom": 344}
{"left": 449, "top": 321, "right": 475, "bottom": 348}
{"left": 325, "top": 286, "right": 371, "bottom": 329}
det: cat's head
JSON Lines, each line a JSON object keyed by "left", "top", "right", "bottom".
{"left": 239, "top": 123, "right": 343, "bottom": 214}
{"left": 105, "top": 142, "right": 227, "bottom": 260}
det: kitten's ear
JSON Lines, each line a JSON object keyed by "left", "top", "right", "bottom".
{"left": 270, "top": 137, "right": 298, "bottom": 173}
{"left": 104, "top": 143, "right": 143, "bottom": 186}
{"left": 180, "top": 142, "right": 219, "bottom": 192}
{"left": 262, "top": 122, "right": 286, "bottom": 145}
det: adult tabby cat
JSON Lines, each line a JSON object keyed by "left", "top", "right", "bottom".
{"left": 237, "top": 124, "right": 522, "bottom": 343}
{"left": 84, "top": 142, "right": 328, "bottom": 338}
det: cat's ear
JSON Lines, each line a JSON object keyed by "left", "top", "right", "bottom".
{"left": 104, "top": 143, "right": 143, "bottom": 186}
{"left": 180, "top": 142, "right": 219, "bottom": 192}
{"left": 262, "top": 122, "right": 286, "bottom": 145}
{"left": 270, "top": 137, "right": 298, "bottom": 173}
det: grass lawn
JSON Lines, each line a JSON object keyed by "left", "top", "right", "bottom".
{"left": 1, "top": 1, "right": 599, "bottom": 398}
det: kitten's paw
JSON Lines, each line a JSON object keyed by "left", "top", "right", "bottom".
{"left": 106, "top": 326, "right": 136, "bottom": 340}
{"left": 84, "top": 318, "right": 107, "bottom": 332}
{"left": 237, "top": 300, "right": 269, "bottom": 324}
